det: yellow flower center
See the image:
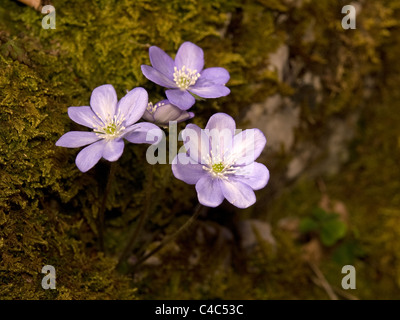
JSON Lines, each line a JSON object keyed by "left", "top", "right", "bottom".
{"left": 212, "top": 162, "right": 225, "bottom": 173}
{"left": 93, "top": 113, "right": 126, "bottom": 141}
{"left": 202, "top": 150, "right": 239, "bottom": 180}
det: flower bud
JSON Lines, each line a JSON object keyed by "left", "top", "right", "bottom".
{"left": 143, "top": 100, "right": 194, "bottom": 127}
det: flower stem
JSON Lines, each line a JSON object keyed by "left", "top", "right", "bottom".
{"left": 130, "top": 203, "right": 205, "bottom": 272}
{"left": 98, "top": 161, "right": 117, "bottom": 252}
{"left": 117, "top": 164, "right": 154, "bottom": 269}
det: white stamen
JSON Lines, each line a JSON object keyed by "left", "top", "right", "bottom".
{"left": 202, "top": 150, "right": 243, "bottom": 180}
{"left": 93, "top": 111, "right": 126, "bottom": 141}
{"left": 147, "top": 101, "right": 166, "bottom": 114}
{"left": 173, "top": 65, "right": 200, "bottom": 90}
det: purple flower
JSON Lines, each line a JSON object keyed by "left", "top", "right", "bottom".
{"left": 142, "top": 99, "right": 194, "bottom": 127}
{"left": 56, "top": 84, "right": 163, "bottom": 172}
{"left": 172, "top": 113, "right": 270, "bottom": 209}
{"left": 141, "top": 42, "right": 230, "bottom": 111}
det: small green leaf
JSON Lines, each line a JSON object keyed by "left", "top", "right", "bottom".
{"left": 320, "top": 220, "right": 347, "bottom": 246}
{"left": 299, "top": 217, "right": 319, "bottom": 233}
{"left": 332, "top": 241, "right": 365, "bottom": 265}
{"left": 189, "top": 92, "right": 206, "bottom": 101}
{"left": 312, "top": 207, "right": 329, "bottom": 221}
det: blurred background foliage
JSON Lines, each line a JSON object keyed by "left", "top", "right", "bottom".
{"left": 0, "top": 0, "right": 399, "bottom": 299}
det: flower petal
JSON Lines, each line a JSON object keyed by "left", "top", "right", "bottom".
{"left": 189, "top": 85, "right": 230, "bottom": 98}
{"left": 196, "top": 67, "right": 230, "bottom": 86}
{"left": 68, "top": 106, "right": 101, "bottom": 129}
{"left": 141, "top": 110, "right": 154, "bottom": 122}
{"left": 165, "top": 89, "right": 195, "bottom": 110}
{"left": 231, "top": 129, "right": 266, "bottom": 165}
{"left": 102, "top": 139, "right": 125, "bottom": 162}
{"left": 175, "top": 111, "right": 195, "bottom": 123}
{"left": 205, "top": 112, "right": 236, "bottom": 136}
{"left": 235, "top": 162, "right": 270, "bottom": 190}
{"left": 195, "top": 176, "right": 224, "bottom": 207}
{"left": 149, "top": 46, "right": 175, "bottom": 78}
{"left": 56, "top": 131, "right": 101, "bottom": 148}
{"left": 153, "top": 101, "right": 182, "bottom": 123}
{"left": 220, "top": 178, "right": 256, "bottom": 209}
{"left": 90, "top": 84, "right": 118, "bottom": 123}
{"left": 152, "top": 100, "right": 194, "bottom": 124}
{"left": 204, "top": 113, "right": 236, "bottom": 161}
{"left": 172, "top": 152, "right": 205, "bottom": 185}
{"left": 181, "top": 123, "right": 210, "bottom": 164}
{"left": 75, "top": 140, "right": 106, "bottom": 172}
{"left": 141, "top": 65, "right": 176, "bottom": 88}
{"left": 175, "top": 42, "right": 204, "bottom": 72}
{"left": 117, "top": 87, "right": 148, "bottom": 127}
{"left": 124, "top": 122, "right": 163, "bottom": 144}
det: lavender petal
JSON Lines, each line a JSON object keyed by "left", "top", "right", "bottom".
{"left": 172, "top": 152, "right": 205, "bottom": 185}
{"left": 231, "top": 128, "right": 266, "bottom": 165}
{"left": 153, "top": 102, "right": 182, "bottom": 123}
{"left": 196, "top": 67, "right": 230, "bottom": 86}
{"left": 102, "top": 139, "right": 125, "bottom": 162}
{"left": 124, "top": 122, "right": 163, "bottom": 144}
{"left": 90, "top": 84, "right": 118, "bottom": 123}
{"left": 181, "top": 123, "right": 210, "bottom": 164}
{"left": 203, "top": 113, "right": 236, "bottom": 160}
{"left": 56, "top": 131, "right": 101, "bottom": 148}
{"left": 149, "top": 46, "right": 175, "bottom": 79}
{"left": 75, "top": 140, "right": 106, "bottom": 172}
{"left": 141, "top": 65, "right": 176, "bottom": 88}
{"left": 174, "top": 111, "right": 195, "bottom": 123}
{"left": 234, "top": 162, "right": 270, "bottom": 190}
{"left": 205, "top": 112, "right": 236, "bottom": 136}
{"left": 68, "top": 106, "right": 101, "bottom": 129}
{"left": 117, "top": 87, "right": 148, "bottom": 127}
{"left": 153, "top": 101, "right": 193, "bottom": 124}
{"left": 175, "top": 42, "right": 204, "bottom": 72}
{"left": 141, "top": 109, "right": 154, "bottom": 122}
{"left": 195, "top": 176, "right": 224, "bottom": 207}
{"left": 165, "top": 89, "right": 195, "bottom": 110}
{"left": 220, "top": 178, "right": 256, "bottom": 209}
{"left": 189, "top": 85, "right": 230, "bottom": 99}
